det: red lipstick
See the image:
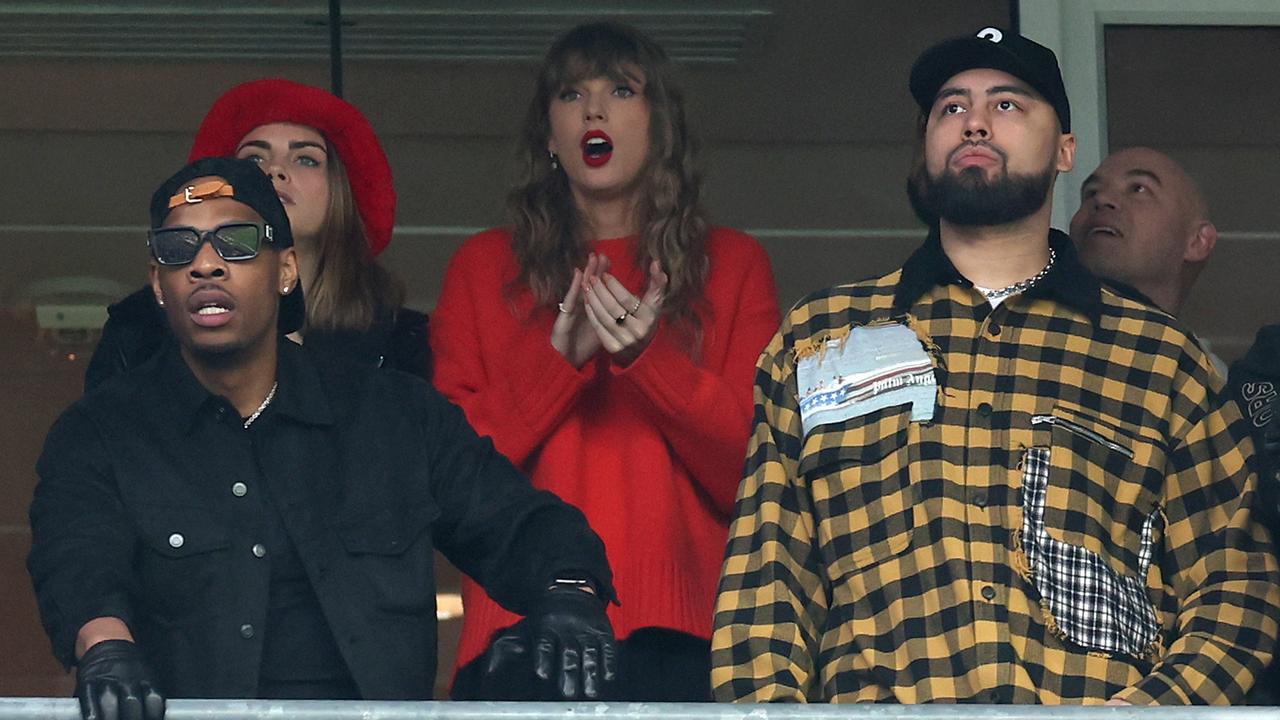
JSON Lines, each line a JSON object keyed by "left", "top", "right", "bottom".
{"left": 581, "top": 130, "right": 613, "bottom": 168}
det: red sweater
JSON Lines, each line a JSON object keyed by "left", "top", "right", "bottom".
{"left": 430, "top": 226, "right": 779, "bottom": 671}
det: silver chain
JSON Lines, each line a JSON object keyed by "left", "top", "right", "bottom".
{"left": 980, "top": 247, "right": 1056, "bottom": 300}
{"left": 242, "top": 382, "right": 278, "bottom": 429}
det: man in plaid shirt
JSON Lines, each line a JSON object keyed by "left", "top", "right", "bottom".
{"left": 712, "top": 27, "right": 1279, "bottom": 704}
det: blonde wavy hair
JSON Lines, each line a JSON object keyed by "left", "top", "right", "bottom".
{"left": 508, "top": 22, "right": 708, "bottom": 332}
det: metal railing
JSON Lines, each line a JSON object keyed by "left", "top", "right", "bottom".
{"left": 2, "top": 700, "right": 1279, "bottom": 720}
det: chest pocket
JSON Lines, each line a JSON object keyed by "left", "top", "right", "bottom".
{"left": 799, "top": 403, "right": 919, "bottom": 577}
{"left": 134, "top": 505, "right": 231, "bottom": 623}
{"left": 1021, "top": 402, "right": 1166, "bottom": 658}
{"left": 1031, "top": 402, "right": 1165, "bottom": 571}
{"left": 336, "top": 500, "right": 439, "bottom": 614}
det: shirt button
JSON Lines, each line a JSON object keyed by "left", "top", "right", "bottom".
{"left": 981, "top": 585, "right": 997, "bottom": 601}
{"left": 252, "top": 543, "right": 267, "bottom": 558}
{"left": 168, "top": 533, "right": 184, "bottom": 549}
{"left": 973, "top": 492, "right": 988, "bottom": 508}
{"left": 988, "top": 322, "right": 1002, "bottom": 336}
{"left": 231, "top": 482, "right": 248, "bottom": 497}
{"left": 239, "top": 624, "right": 255, "bottom": 639}
{"left": 977, "top": 402, "right": 993, "bottom": 418}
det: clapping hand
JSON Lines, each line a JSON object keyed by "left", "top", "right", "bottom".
{"left": 582, "top": 259, "right": 668, "bottom": 367}
{"left": 550, "top": 253, "right": 609, "bottom": 368}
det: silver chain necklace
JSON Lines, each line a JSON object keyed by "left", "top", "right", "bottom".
{"left": 242, "top": 382, "right": 278, "bottom": 429}
{"left": 980, "top": 247, "right": 1056, "bottom": 300}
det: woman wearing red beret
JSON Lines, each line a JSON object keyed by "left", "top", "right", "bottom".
{"left": 85, "top": 79, "right": 428, "bottom": 388}
{"left": 432, "top": 22, "right": 780, "bottom": 701}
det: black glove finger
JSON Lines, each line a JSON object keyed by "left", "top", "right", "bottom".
{"left": 558, "top": 644, "right": 581, "bottom": 699}
{"left": 601, "top": 638, "right": 618, "bottom": 683}
{"left": 534, "top": 634, "right": 556, "bottom": 682}
{"left": 77, "top": 680, "right": 102, "bottom": 720}
{"left": 118, "top": 687, "right": 143, "bottom": 720}
{"left": 140, "top": 685, "right": 165, "bottom": 720}
{"left": 486, "top": 635, "right": 528, "bottom": 675}
{"left": 581, "top": 643, "right": 600, "bottom": 699}
{"left": 98, "top": 683, "right": 120, "bottom": 720}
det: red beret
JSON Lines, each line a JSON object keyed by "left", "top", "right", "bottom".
{"left": 188, "top": 78, "right": 396, "bottom": 256}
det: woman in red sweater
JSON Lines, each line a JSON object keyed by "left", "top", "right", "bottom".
{"left": 432, "top": 22, "right": 779, "bottom": 700}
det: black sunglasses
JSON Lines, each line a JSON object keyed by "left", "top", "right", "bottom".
{"left": 147, "top": 222, "right": 277, "bottom": 266}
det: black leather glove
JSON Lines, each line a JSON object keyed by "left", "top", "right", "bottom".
{"left": 468, "top": 630, "right": 537, "bottom": 700}
{"left": 527, "top": 581, "right": 617, "bottom": 699}
{"left": 75, "top": 640, "right": 165, "bottom": 720}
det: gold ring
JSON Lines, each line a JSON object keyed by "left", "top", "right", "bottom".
{"left": 615, "top": 312, "right": 629, "bottom": 325}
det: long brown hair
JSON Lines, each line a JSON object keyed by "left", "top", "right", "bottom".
{"left": 508, "top": 22, "right": 708, "bottom": 330}
{"left": 305, "top": 144, "right": 404, "bottom": 332}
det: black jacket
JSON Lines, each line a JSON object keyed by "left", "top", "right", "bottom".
{"left": 29, "top": 340, "right": 611, "bottom": 699}
{"left": 1229, "top": 324, "right": 1280, "bottom": 528}
{"left": 1227, "top": 323, "right": 1280, "bottom": 705}
{"left": 84, "top": 287, "right": 431, "bottom": 391}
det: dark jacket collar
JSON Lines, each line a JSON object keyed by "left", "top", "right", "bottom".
{"left": 153, "top": 338, "right": 334, "bottom": 434}
{"left": 892, "top": 226, "right": 1103, "bottom": 325}
{"left": 271, "top": 339, "right": 335, "bottom": 427}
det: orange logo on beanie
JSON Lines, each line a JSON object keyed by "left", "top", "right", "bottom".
{"left": 168, "top": 179, "right": 236, "bottom": 210}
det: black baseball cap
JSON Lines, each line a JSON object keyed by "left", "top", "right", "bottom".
{"left": 909, "top": 26, "right": 1071, "bottom": 133}
{"left": 149, "top": 156, "right": 305, "bottom": 334}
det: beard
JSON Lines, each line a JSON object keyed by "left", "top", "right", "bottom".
{"left": 908, "top": 147, "right": 1056, "bottom": 227}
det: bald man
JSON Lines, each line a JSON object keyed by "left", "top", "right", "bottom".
{"left": 1070, "top": 147, "right": 1217, "bottom": 316}
{"left": 1076, "top": 148, "right": 1279, "bottom": 704}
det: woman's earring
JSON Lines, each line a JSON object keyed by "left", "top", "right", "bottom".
{"left": 281, "top": 285, "right": 290, "bottom": 294}
{"left": 548, "top": 150, "right": 559, "bottom": 171}
{"left": 156, "top": 295, "right": 165, "bottom": 307}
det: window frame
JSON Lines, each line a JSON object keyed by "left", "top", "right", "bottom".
{"left": 1018, "top": 0, "right": 1280, "bottom": 229}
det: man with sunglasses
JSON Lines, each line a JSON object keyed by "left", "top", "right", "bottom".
{"left": 28, "top": 157, "right": 619, "bottom": 719}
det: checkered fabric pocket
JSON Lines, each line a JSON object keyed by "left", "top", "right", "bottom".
{"left": 1020, "top": 446, "right": 1161, "bottom": 657}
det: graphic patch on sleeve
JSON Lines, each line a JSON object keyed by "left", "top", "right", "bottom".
{"left": 1240, "top": 381, "right": 1276, "bottom": 429}
{"left": 796, "top": 321, "right": 936, "bottom": 435}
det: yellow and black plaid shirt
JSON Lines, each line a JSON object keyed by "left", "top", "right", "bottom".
{"left": 713, "top": 230, "right": 1280, "bottom": 704}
